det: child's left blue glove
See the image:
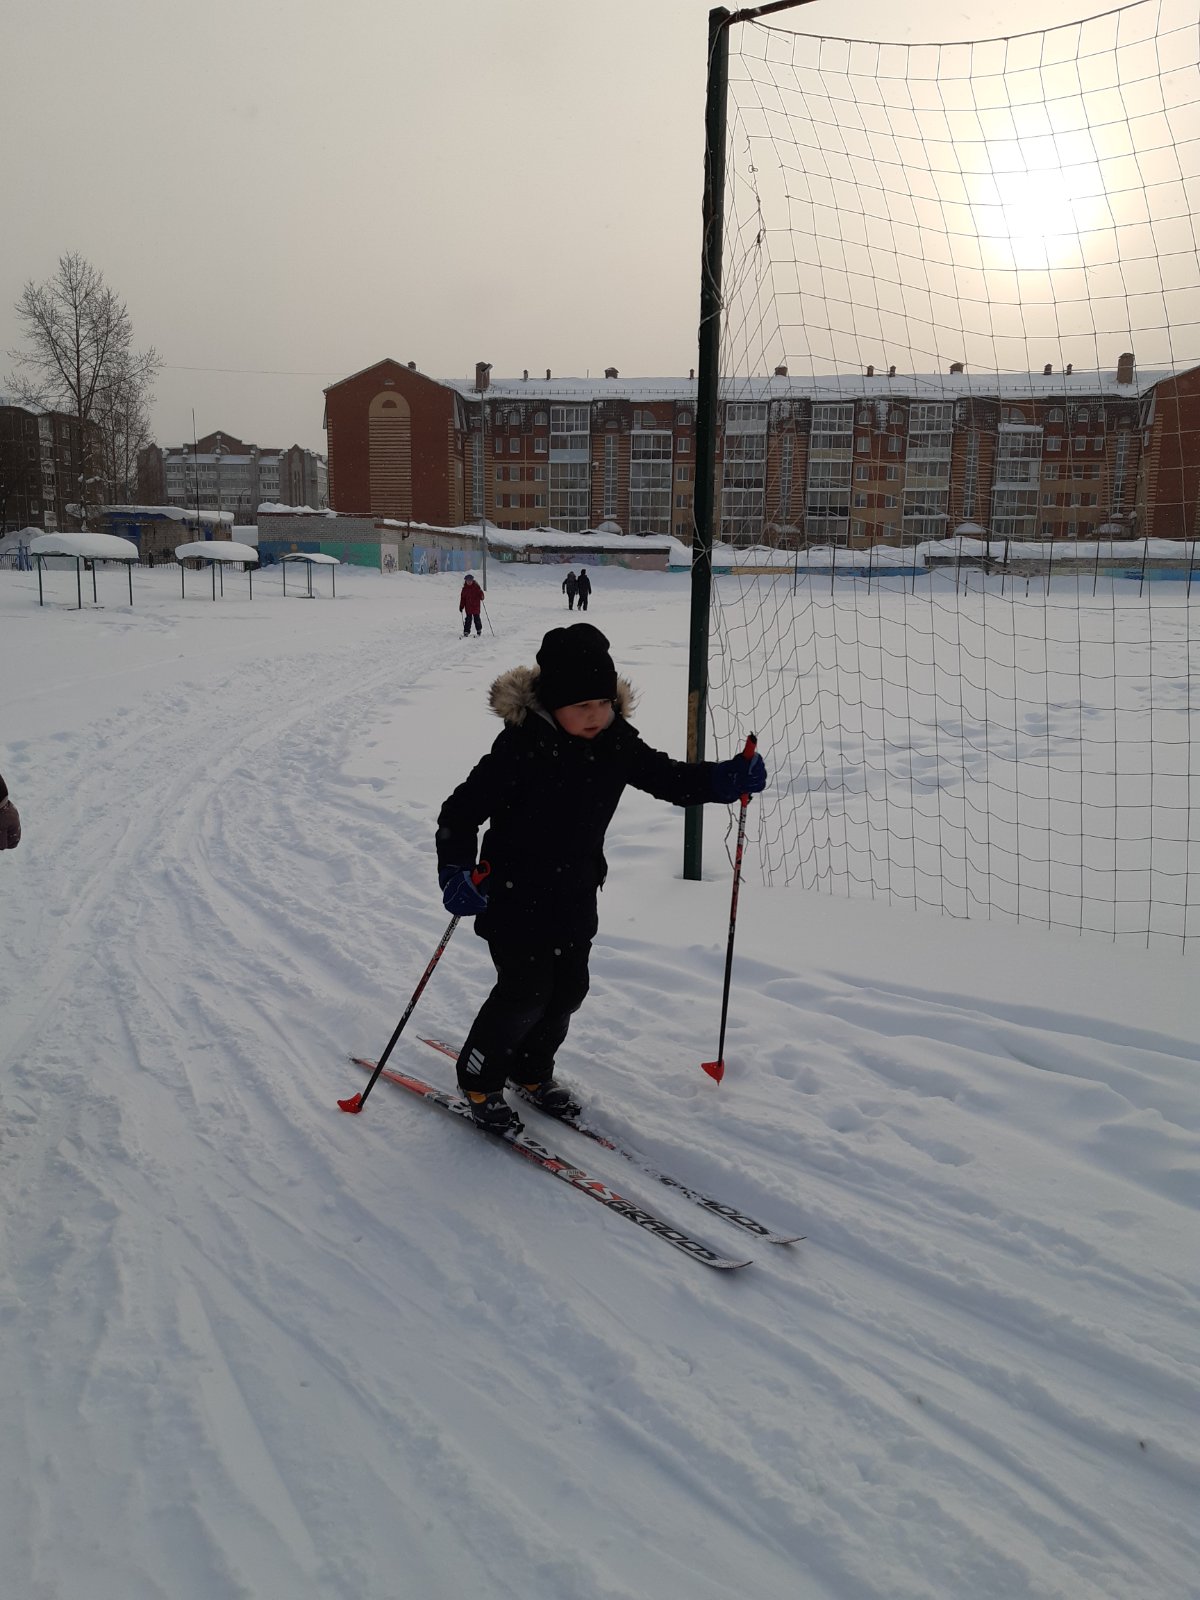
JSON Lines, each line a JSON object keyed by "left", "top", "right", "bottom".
{"left": 709, "top": 750, "right": 767, "bottom": 803}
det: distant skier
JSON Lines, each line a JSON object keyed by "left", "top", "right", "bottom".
{"left": 435, "top": 622, "right": 767, "bottom": 1131}
{"left": 0, "top": 771, "right": 21, "bottom": 850}
{"left": 459, "top": 573, "right": 484, "bottom": 636}
{"left": 561, "top": 570, "right": 578, "bottom": 610}
{"left": 575, "top": 568, "right": 592, "bottom": 611}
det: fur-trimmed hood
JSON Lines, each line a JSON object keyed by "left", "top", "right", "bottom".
{"left": 488, "top": 664, "right": 637, "bottom": 728}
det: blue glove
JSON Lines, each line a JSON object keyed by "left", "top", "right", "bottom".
{"left": 709, "top": 750, "right": 767, "bottom": 803}
{"left": 439, "top": 865, "right": 489, "bottom": 916}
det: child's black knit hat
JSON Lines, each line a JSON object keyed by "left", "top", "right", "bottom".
{"left": 535, "top": 623, "right": 618, "bottom": 712}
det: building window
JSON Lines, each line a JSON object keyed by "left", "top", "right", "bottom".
{"left": 534, "top": 466, "right": 546, "bottom": 481}
{"left": 1046, "top": 436, "right": 1062, "bottom": 451}
{"left": 631, "top": 430, "right": 673, "bottom": 534}
{"left": 1073, "top": 436, "right": 1086, "bottom": 451}
{"left": 677, "top": 437, "right": 691, "bottom": 453}
{"left": 856, "top": 436, "right": 870, "bottom": 453}
{"left": 885, "top": 465, "right": 899, "bottom": 481}
{"left": 855, "top": 464, "right": 869, "bottom": 480}
{"left": 533, "top": 412, "right": 547, "bottom": 427}
{"left": 534, "top": 438, "right": 547, "bottom": 453}
{"left": 676, "top": 464, "right": 691, "bottom": 481}
{"left": 509, "top": 438, "right": 520, "bottom": 453}
{"left": 854, "top": 493, "right": 867, "bottom": 507}
{"left": 494, "top": 467, "right": 504, "bottom": 481}
{"left": 1048, "top": 408, "right": 1063, "bottom": 422}
{"left": 888, "top": 436, "right": 901, "bottom": 453}
{"left": 1093, "top": 437, "right": 1104, "bottom": 450}
{"left": 678, "top": 410, "right": 693, "bottom": 426}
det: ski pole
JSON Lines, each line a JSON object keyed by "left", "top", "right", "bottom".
{"left": 702, "top": 735, "right": 757, "bottom": 1085}
{"left": 338, "top": 863, "right": 490, "bottom": 1113}
{"left": 481, "top": 597, "right": 495, "bottom": 635}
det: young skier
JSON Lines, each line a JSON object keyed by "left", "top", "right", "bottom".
{"left": 575, "top": 568, "right": 592, "bottom": 611}
{"left": 561, "top": 570, "right": 578, "bottom": 610}
{"left": 459, "top": 573, "right": 484, "bottom": 636}
{"left": 435, "top": 622, "right": 767, "bottom": 1130}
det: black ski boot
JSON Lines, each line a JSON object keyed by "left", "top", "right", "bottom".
{"left": 464, "top": 1090, "right": 522, "bottom": 1134}
{"left": 514, "top": 1080, "right": 581, "bottom": 1119}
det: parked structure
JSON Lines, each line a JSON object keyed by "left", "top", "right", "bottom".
{"left": 138, "top": 433, "right": 327, "bottom": 521}
{"left": 321, "top": 354, "right": 1199, "bottom": 548}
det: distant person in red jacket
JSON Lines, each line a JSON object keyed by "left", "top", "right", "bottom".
{"left": 459, "top": 573, "right": 484, "bottom": 636}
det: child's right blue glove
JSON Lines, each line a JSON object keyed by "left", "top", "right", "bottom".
{"left": 709, "top": 750, "right": 767, "bottom": 803}
{"left": 439, "top": 865, "right": 490, "bottom": 916}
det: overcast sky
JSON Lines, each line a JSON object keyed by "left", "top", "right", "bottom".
{"left": 1, "top": 0, "right": 1144, "bottom": 453}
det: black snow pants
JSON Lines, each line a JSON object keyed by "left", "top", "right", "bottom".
{"left": 456, "top": 938, "right": 591, "bottom": 1094}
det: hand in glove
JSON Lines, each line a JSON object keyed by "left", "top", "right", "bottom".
{"left": 438, "top": 864, "right": 489, "bottom": 916}
{"left": 709, "top": 750, "right": 767, "bottom": 804}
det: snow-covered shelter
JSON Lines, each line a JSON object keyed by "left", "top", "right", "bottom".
{"left": 29, "top": 531, "right": 139, "bottom": 609}
{"left": 280, "top": 551, "right": 339, "bottom": 598}
{"left": 175, "top": 541, "right": 259, "bottom": 601}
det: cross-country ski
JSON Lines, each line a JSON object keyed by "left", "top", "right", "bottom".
{"left": 349, "top": 1058, "right": 752, "bottom": 1271}
{"left": 419, "top": 1036, "right": 802, "bottom": 1244}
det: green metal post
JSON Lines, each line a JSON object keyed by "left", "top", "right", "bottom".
{"left": 684, "top": 6, "right": 731, "bottom": 881}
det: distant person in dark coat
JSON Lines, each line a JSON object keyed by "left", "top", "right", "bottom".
{"left": 459, "top": 573, "right": 484, "bottom": 636}
{"left": 0, "top": 772, "right": 21, "bottom": 850}
{"left": 561, "top": 570, "right": 578, "bottom": 610}
{"left": 434, "top": 622, "right": 767, "bottom": 1132}
{"left": 575, "top": 568, "right": 592, "bottom": 611}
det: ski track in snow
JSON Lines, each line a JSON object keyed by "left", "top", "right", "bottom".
{"left": 1, "top": 566, "right": 1198, "bottom": 1600}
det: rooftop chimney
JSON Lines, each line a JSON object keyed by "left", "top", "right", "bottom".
{"left": 689, "top": 369, "right": 695, "bottom": 380}
{"left": 475, "top": 361, "right": 492, "bottom": 393}
{"left": 950, "top": 361, "right": 964, "bottom": 374}
{"left": 774, "top": 364, "right": 788, "bottom": 377}
{"left": 888, "top": 366, "right": 896, "bottom": 378}
{"left": 523, "top": 369, "right": 529, "bottom": 381}
{"left": 1117, "top": 351, "right": 1135, "bottom": 385}
{"left": 1043, "top": 363, "right": 1053, "bottom": 376}
{"left": 866, "top": 365, "right": 875, "bottom": 377}
{"left": 605, "top": 367, "right": 619, "bottom": 379}
{"left": 1066, "top": 363, "right": 1073, "bottom": 375}
{"left": 546, "top": 369, "right": 552, "bottom": 381}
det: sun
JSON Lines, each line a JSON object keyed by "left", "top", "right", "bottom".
{"left": 975, "top": 148, "right": 1109, "bottom": 272}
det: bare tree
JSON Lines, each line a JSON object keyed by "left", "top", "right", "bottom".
{"left": 8, "top": 252, "right": 160, "bottom": 525}
{"left": 95, "top": 351, "right": 155, "bottom": 505}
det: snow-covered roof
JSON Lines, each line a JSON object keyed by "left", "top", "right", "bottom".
{"left": 101, "top": 504, "right": 234, "bottom": 524}
{"left": 30, "top": 532, "right": 139, "bottom": 562}
{"left": 440, "top": 366, "right": 1180, "bottom": 404}
{"left": 258, "top": 503, "right": 334, "bottom": 516}
{"left": 174, "top": 541, "right": 259, "bottom": 564}
{"left": 280, "top": 552, "right": 339, "bottom": 565}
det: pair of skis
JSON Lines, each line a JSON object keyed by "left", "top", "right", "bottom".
{"left": 348, "top": 1038, "right": 801, "bottom": 1272}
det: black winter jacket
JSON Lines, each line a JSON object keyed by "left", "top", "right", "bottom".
{"left": 436, "top": 667, "right": 714, "bottom": 943}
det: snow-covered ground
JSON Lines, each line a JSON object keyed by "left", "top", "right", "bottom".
{"left": 1, "top": 562, "right": 1197, "bottom": 1600}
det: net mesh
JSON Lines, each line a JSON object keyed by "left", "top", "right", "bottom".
{"left": 706, "top": 0, "right": 1199, "bottom": 949}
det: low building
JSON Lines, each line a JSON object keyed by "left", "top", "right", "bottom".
{"left": 94, "top": 505, "right": 235, "bottom": 561}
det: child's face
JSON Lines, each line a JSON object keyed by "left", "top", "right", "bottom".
{"left": 554, "top": 699, "right": 615, "bottom": 740}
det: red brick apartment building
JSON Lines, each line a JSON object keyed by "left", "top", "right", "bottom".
{"left": 322, "top": 354, "right": 1200, "bottom": 548}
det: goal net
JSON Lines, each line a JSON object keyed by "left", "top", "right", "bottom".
{"left": 706, "top": 0, "right": 1200, "bottom": 950}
